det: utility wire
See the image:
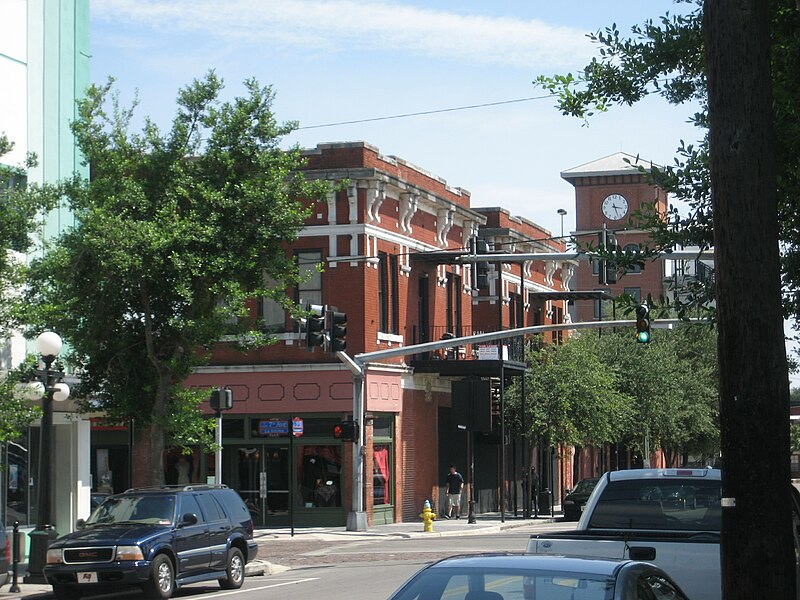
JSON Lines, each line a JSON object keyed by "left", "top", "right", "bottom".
{"left": 297, "top": 94, "right": 556, "bottom": 130}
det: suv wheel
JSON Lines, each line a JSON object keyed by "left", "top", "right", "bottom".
{"left": 53, "top": 585, "right": 82, "bottom": 600}
{"left": 143, "top": 554, "right": 175, "bottom": 599}
{"left": 219, "top": 547, "right": 245, "bottom": 589}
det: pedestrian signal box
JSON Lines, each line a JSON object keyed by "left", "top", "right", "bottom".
{"left": 333, "top": 420, "right": 359, "bottom": 442}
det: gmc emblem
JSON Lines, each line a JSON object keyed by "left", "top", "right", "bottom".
{"left": 78, "top": 552, "right": 98, "bottom": 558}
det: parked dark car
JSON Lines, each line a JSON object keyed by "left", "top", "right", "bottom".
{"left": 1, "top": 525, "right": 9, "bottom": 587}
{"left": 43, "top": 485, "right": 258, "bottom": 600}
{"left": 562, "top": 477, "right": 599, "bottom": 521}
{"left": 387, "top": 553, "right": 691, "bottom": 600}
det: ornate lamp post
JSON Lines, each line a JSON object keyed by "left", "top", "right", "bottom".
{"left": 24, "top": 331, "right": 70, "bottom": 584}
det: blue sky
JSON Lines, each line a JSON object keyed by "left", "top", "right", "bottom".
{"left": 90, "top": 0, "right": 702, "bottom": 239}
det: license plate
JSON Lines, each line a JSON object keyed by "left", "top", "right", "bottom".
{"left": 77, "top": 572, "right": 98, "bottom": 584}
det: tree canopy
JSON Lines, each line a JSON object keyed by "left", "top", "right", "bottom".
{"left": 21, "top": 72, "right": 329, "bottom": 483}
{"left": 509, "top": 324, "right": 718, "bottom": 463}
{"left": 0, "top": 134, "right": 59, "bottom": 443}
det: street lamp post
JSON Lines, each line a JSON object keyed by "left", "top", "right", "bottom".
{"left": 24, "top": 331, "right": 70, "bottom": 584}
{"left": 557, "top": 208, "right": 567, "bottom": 238}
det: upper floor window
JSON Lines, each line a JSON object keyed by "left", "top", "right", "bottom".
{"left": 258, "top": 274, "right": 287, "bottom": 333}
{"left": 624, "top": 287, "right": 642, "bottom": 303}
{"left": 257, "top": 250, "right": 323, "bottom": 333}
{"left": 446, "top": 272, "right": 462, "bottom": 335}
{"left": 296, "top": 250, "right": 323, "bottom": 308}
{"left": 624, "top": 243, "right": 642, "bottom": 273}
{"left": 594, "top": 289, "right": 613, "bottom": 320}
{"left": 378, "top": 252, "right": 399, "bottom": 334}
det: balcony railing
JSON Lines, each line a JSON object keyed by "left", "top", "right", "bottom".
{"left": 410, "top": 326, "right": 526, "bottom": 363}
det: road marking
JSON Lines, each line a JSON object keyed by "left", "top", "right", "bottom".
{"left": 190, "top": 578, "right": 319, "bottom": 598}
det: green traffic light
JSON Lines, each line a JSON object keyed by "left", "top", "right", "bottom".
{"left": 637, "top": 330, "right": 651, "bottom": 344}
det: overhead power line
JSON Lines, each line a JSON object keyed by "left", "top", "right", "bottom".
{"left": 297, "top": 94, "right": 556, "bottom": 130}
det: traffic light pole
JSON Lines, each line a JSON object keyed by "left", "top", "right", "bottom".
{"left": 337, "top": 317, "right": 693, "bottom": 531}
{"left": 337, "top": 351, "right": 367, "bottom": 531}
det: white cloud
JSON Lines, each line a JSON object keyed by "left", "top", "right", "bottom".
{"left": 93, "top": 0, "right": 593, "bottom": 69}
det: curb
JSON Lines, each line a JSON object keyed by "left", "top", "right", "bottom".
{"left": 245, "top": 559, "right": 291, "bottom": 576}
{"left": 386, "top": 517, "right": 559, "bottom": 539}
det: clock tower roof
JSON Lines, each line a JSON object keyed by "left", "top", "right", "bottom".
{"left": 560, "top": 152, "right": 660, "bottom": 182}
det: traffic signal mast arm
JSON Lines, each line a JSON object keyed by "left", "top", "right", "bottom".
{"left": 455, "top": 249, "right": 714, "bottom": 264}
{"left": 352, "top": 318, "right": 693, "bottom": 364}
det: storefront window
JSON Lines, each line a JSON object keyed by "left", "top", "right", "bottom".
{"left": 222, "top": 418, "right": 245, "bottom": 439}
{"left": 296, "top": 445, "right": 341, "bottom": 508}
{"left": 373, "top": 445, "right": 390, "bottom": 506}
{"left": 4, "top": 438, "right": 32, "bottom": 526}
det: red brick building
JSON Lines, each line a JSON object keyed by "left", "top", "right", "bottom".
{"left": 173, "top": 142, "right": 572, "bottom": 526}
{"left": 563, "top": 153, "right": 669, "bottom": 322}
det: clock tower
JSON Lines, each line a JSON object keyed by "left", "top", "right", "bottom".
{"left": 561, "top": 152, "right": 669, "bottom": 323}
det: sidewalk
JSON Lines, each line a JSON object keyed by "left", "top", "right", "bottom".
{"left": 0, "top": 511, "right": 561, "bottom": 600}
{"left": 252, "top": 510, "right": 559, "bottom": 542}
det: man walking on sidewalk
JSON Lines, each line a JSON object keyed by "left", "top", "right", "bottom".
{"left": 444, "top": 465, "right": 464, "bottom": 519}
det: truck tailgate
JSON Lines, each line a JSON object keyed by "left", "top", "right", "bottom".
{"left": 528, "top": 534, "right": 721, "bottom": 600}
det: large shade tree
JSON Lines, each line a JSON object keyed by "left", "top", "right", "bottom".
{"left": 22, "top": 73, "right": 329, "bottom": 484}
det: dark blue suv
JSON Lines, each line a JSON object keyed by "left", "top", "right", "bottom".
{"left": 43, "top": 485, "right": 258, "bottom": 600}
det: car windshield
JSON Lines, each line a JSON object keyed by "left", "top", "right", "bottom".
{"left": 86, "top": 495, "right": 176, "bottom": 526}
{"left": 572, "top": 480, "right": 598, "bottom": 495}
{"left": 391, "top": 567, "right": 614, "bottom": 600}
{"left": 589, "top": 478, "right": 721, "bottom": 531}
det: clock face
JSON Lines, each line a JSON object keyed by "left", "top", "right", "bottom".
{"left": 602, "top": 193, "right": 629, "bottom": 221}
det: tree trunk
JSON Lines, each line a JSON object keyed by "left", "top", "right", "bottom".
{"left": 704, "top": 1, "right": 794, "bottom": 597}
{"left": 147, "top": 371, "right": 172, "bottom": 486}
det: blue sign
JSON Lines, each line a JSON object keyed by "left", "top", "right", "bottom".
{"left": 258, "top": 419, "right": 289, "bottom": 437}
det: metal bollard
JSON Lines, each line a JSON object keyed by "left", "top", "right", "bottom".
{"left": 9, "top": 521, "right": 22, "bottom": 593}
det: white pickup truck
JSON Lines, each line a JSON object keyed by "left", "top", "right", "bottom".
{"left": 528, "top": 468, "right": 724, "bottom": 600}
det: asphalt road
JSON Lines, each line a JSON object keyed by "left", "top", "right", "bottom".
{"left": 170, "top": 521, "right": 576, "bottom": 600}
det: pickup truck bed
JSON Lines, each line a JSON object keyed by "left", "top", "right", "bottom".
{"left": 528, "top": 529, "right": 720, "bottom": 600}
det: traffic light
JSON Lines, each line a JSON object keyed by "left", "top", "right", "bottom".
{"left": 305, "top": 304, "right": 326, "bottom": 349}
{"left": 328, "top": 310, "right": 347, "bottom": 352}
{"left": 635, "top": 304, "right": 651, "bottom": 344}
{"left": 598, "top": 229, "right": 617, "bottom": 285}
{"left": 210, "top": 388, "right": 233, "bottom": 411}
{"left": 472, "top": 238, "right": 490, "bottom": 288}
{"left": 333, "top": 420, "right": 359, "bottom": 442}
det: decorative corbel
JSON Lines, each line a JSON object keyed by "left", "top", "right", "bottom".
{"left": 347, "top": 184, "right": 359, "bottom": 224}
{"left": 326, "top": 188, "right": 337, "bottom": 225}
{"left": 561, "top": 262, "right": 575, "bottom": 291}
{"left": 436, "top": 208, "right": 454, "bottom": 247}
{"left": 399, "top": 192, "right": 419, "bottom": 234}
{"left": 365, "top": 180, "right": 385, "bottom": 224}
{"left": 545, "top": 260, "right": 557, "bottom": 287}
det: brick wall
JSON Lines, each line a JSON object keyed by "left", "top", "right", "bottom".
{"left": 398, "top": 386, "right": 442, "bottom": 522}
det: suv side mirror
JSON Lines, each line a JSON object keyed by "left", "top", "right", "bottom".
{"left": 181, "top": 513, "right": 198, "bottom": 526}
{"left": 76, "top": 518, "right": 86, "bottom": 529}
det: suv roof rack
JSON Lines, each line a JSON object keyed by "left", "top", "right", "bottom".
{"left": 122, "top": 484, "right": 230, "bottom": 493}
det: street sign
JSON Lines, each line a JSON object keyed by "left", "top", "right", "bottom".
{"left": 258, "top": 419, "right": 289, "bottom": 437}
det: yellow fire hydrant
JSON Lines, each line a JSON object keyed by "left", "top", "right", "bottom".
{"left": 419, "top": 499, "right": 436, "bottom": 532}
